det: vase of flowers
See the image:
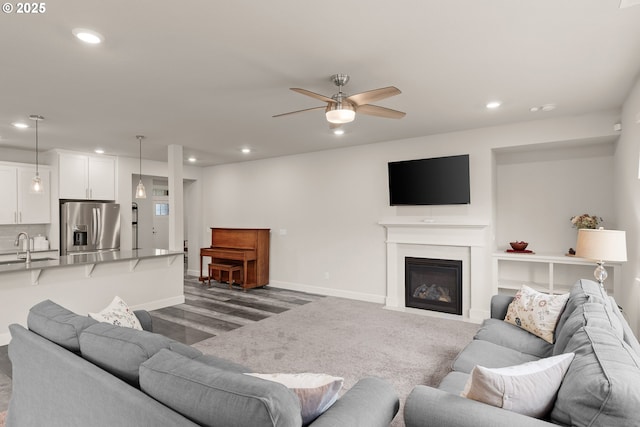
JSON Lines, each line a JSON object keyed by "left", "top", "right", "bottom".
{"left": 570, "top": 213, "right": 602, "bottom": 229}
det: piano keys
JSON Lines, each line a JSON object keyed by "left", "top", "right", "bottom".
{"left": 199, "top": 228, "right": 270, "bottom": 290}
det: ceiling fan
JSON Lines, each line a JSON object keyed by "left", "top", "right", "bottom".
{"left": 273, "top": 74, "right": 405, "bottom": 127}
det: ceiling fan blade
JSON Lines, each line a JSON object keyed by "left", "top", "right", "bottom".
{"left": 290, "top": 88, "right": 335, "bottom": 103}
{"left": 357, "top": 104, "right": 406, "bottom": 119}
{"left": 272, "top": 105, "right": 326, "bottom": 118}
{"left": 347, "top": 86, "right": 401, "bottom": 106}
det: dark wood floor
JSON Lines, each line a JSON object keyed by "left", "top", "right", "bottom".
{"left": 0, "top": 275, "right": 322, "bottom": 381}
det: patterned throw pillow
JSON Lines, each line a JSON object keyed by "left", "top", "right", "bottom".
{"left": 504, "top": 285, "right": 569, "bottom": 344}
{"left": 245, "top": 372, "right": 344, "bottom": 425}
{"left": 461, "top": 352, "right": 575, "bottom": 418}
{"left": 89, "top": 296, "right": 143, "bottom": 330}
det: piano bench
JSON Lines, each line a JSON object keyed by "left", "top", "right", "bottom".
{"left": 208, "top": 263, "right": 243, "bottom": 289}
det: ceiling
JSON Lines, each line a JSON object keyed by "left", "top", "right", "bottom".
{"left": 1, "top": 0, "right": 639, "bottom": 166}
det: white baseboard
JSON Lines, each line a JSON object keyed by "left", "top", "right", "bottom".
{"left": 268, "top": 280, "right": 386, "bottom": 304}
{"left": 0, "top": 332, "right": 10, "bottom": 346}
{"left": 468, "top": 308, "right": 490, "bottom": 323}
{"left": 186, "top": 268, "right": 201, "bottom": 277}
{"left": 131, "top": 295, "right": 185, "bottom": 312}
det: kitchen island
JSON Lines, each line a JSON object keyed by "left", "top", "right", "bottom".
{"left": 0, "top": 249, "right": 184, "bottom": 345}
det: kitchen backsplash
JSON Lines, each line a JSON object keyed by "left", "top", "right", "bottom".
{"left": 0, "top": 224, "right": 48, "bottom": 252}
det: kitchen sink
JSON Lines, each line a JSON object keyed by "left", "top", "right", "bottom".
{"left": 0, "top": 257, "right": 56, "bottom": 266}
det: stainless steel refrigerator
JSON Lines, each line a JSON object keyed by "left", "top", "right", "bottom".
{"left": 60, "top": 202, "right": 121, "bottom": 255}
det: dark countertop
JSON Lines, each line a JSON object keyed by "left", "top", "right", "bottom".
{"left": 0, "top": 249, "right": 184, "bottom": 275}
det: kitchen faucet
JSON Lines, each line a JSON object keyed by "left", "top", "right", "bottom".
{"left": 15, "top": 232, "right": 31, "bottom": 264}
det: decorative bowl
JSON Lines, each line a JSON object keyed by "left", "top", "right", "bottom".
{"left": 510, "top": 241, "right": 529, "bottom": 251}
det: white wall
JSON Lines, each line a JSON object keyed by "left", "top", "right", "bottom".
{"left": 614, "top": 74, "right": 640, "bottom": 335}
{"left": 495, "top": 141, "right": 616, "bottom": 254}
{"left": 200, "top": 110, "right": 621, "bottom": 316}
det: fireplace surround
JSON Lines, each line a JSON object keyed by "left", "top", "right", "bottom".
{"left": 380, "top": 218, "right": 489, "bottom": 322}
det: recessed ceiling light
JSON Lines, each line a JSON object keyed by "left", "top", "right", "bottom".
{"left": 94, "top": 149, "right": 105, "bottom": 154}
{"left": 72, "top": 28, "right": 104, "bottom": 44}
{"left": 188, "top": 157, "right": 197, "bottom": 162}
{"left": 241, "top": 148, "right": 252, "bottom": 154}
{"left": 333, "top": 128, "right": 345, "bottom": 136}
{"left": 12, "top": 122, "right": 29, "bottom": 129}
{"left": 486, "top": 101, "right": 502, "bottom": 109}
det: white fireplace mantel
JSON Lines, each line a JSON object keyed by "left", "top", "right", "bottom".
{"left": 380, "top": 218, "right": 490, "bottom": 323}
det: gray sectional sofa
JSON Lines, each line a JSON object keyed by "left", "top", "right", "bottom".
{"left": 7, "top": 300, "right": 399, "bottom": 427}
{"left": 404, "top": 279, "right": 640, "bottom": 427}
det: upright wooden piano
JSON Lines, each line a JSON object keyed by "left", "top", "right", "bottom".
{"left": 199, "top": 228, "right": 270, "bottom": 290}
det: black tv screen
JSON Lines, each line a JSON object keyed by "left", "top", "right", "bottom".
{"left": 388, "top": 154, "right": 470, "bottom": 205}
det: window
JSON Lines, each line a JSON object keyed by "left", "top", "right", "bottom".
{"left": 155, "top": 203, "right": 169, "bottom": 216}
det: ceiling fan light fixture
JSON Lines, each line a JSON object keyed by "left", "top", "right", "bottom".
{"left": 325, "top": 103, "right": 355, "bottom": 124}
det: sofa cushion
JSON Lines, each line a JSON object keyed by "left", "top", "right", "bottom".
{"left": 608, "top": 297, "right": 640, "bottom": 356}
{"left": 452, "top": 340, "right": 539, "bottom": 374}
{"left": 474, "top": 318, "right": 553, "bottom": 358}
{"left": 461, "top": 352, "right": 574, "bottom": 418}
{"left": 140, "top": 349, "right": 302, "bottom": 427}
{"left": 194, "top": 353, "right": 250, "bottom": 373}
{"left": 27, "top": 300, "right": 97, "bottom": 352}
{"left": 437, "top": 371, "right": 470, "bottom": 395}
{"left": 504, "top": 285, "right": 569, "bottom": 344}
{"left": 553, "top": 302, "right": 622, "bottom": 356}
{"left": 554, "top": 279, "right": 609, "bottom": 338}
{"left": 551, "top": 326, "right": 640, "bottom": 426}
{"left": 79, "top": 323, "right": 202, "bottom": 385}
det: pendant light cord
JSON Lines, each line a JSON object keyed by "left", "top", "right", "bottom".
{"left": 139, "top": 136, "right": 142, "bottom": 179}
{"left": 35, "top": 117, "right": 39, "bottom": 175}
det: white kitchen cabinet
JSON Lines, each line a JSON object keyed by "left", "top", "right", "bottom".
{"left": 59, "top": 153, "right": 115, "bottom": 200}
{"left": 0, "top": 164, "right": 51, "bottom": 224}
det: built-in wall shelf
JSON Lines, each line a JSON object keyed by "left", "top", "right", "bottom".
{"left": 492, "top": 252, "right": 621, "bottom": 295}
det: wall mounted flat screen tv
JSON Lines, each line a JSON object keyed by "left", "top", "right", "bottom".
{"left": 388, "top": 154, "right": 470, "bottom": 205}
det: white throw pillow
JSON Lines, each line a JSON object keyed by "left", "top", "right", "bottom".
{"left": 504, "top": 285, "right": 569, "bottom": 343}
{"left": 461, "top": 352, "right": 575, "bottom": 418}
{"left": 245, "top": 372, "right": 343, "bottom": 425}
{"left": 89, "top": 296, "right": 143, "bottom": 330}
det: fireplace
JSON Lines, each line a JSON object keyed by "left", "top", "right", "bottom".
{"left": 405, "top": 257, "right": 462, "bottom": 315}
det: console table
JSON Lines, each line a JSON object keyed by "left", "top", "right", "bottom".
{"left": 492, "top": 252, "right": 621, "bottom": 295}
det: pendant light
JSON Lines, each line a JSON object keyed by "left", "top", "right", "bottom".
{"left": 29, "top": 115, "right": 45, "bottom": 194}
{"left": 135, "top": 135, "right": 147, "bottom": 199}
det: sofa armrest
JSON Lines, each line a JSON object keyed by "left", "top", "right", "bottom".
{"left": 309, "top": 377, "right": 399, "bottom": 427}
{"left": 490, "top": 294, "right": 514, "bottom": 319}
{"left": 134, "top": 310, "right": 153, "bottom": 332}
{"left": 404, "top": 386, "right": 556, "bottom": 427}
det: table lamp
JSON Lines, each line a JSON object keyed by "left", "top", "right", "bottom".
{"left": 575, "top": 227, "right": 627, "bottom": 289}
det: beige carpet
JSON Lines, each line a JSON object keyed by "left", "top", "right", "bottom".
{"left": 193, "top": 296, "right": 479, "bottom": 426}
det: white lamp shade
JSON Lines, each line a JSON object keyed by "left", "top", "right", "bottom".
{"left": 575, "top": 228, "right": 627, "bottom": 262}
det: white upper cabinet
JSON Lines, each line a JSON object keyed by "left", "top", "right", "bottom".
{"left": 59, "top": 153, "right": 115, "bottom": 200}
{"left": 0, "top": 166, "right": 18, "bottom": 224}
{"left": 0, "top": 164, "right": 51, "bottom": 225}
